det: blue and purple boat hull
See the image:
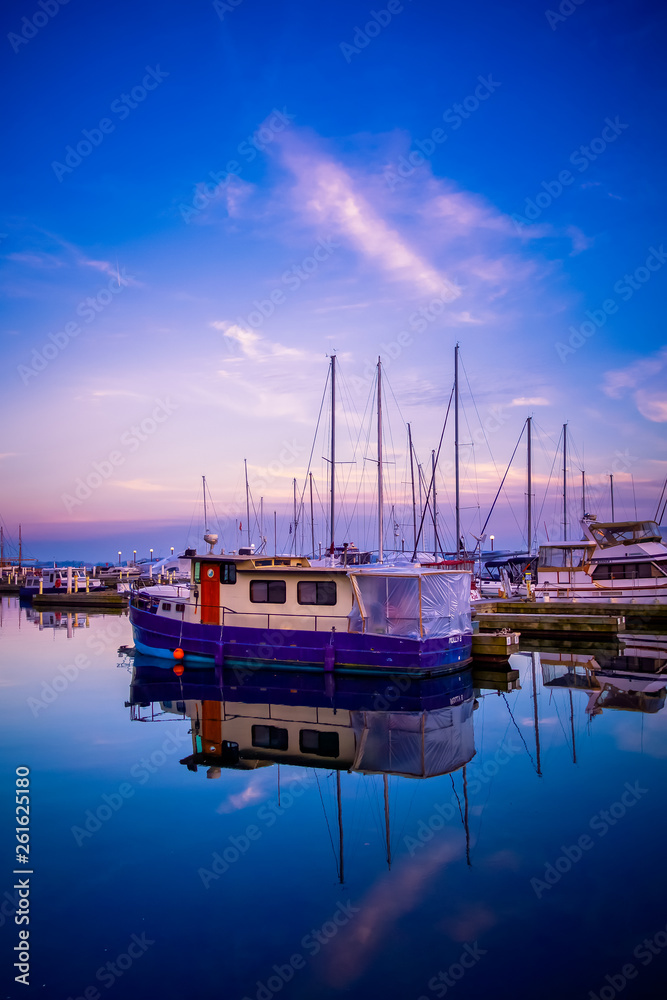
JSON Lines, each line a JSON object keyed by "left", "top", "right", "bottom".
{"left": 130, "top": 604, "right": 472, "bottom": 677}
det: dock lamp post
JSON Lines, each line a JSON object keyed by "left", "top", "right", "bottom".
{"left": 490, "top": 535, "right": 494, "bottom": 551}
{"left": 150, "top": 548, "right": 153, "bottom": 563}
{"left": 133, "top": 550, "right": 137, "bottom": 564}
{"left": 171, "top": 547, "right": 174, "bottom": 556}
{"left": 118, "top": 550, "right": 121, "bottom": 566}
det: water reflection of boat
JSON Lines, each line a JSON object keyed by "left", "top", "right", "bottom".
{"left": 539, "top": 642, "right": 667, "bottom": 716}
{"left": 127, "top": 657, "right": 476, "bottom": 778}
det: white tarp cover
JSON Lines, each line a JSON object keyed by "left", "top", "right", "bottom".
{"left": 347, "top": 570, "right": 472, "bottom": 639}
{"left": 350, "top": 702, "right": 475, "bottom": 777}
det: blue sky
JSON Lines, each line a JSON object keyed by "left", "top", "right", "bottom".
{"left": 1, "top": 0, "right": 666, "bottom": 561}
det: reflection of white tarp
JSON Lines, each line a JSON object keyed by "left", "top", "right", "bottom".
{"left": 347, "top": 569, "right": 471, "bottom": 639}
{"left": 350, "top": 702, "right": 475, "bottom": 777}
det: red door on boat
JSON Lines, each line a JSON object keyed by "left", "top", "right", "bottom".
{"left": 200, "top": 563, "right": 220, "bottom": 625}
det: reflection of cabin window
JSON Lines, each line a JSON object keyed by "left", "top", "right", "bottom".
{"left": 299, "top": 730, "right": 339, "bottom": 757}
{"left": 175, "top": 603, "right": 185, "bottom": 613}
{"left": 252, "top": 725, "right": 288, "bottom": 750}
{"left": 162, "top": 602, "right": 172, "bottom": 611}
{"left": 250, "top": 580, "right": 286, "bottom": 604}
{"left": 297, "top": 581, "right": 337, "bottom": 606}
{"left": 221, "top": 562, "right": 237, "bottom": 584}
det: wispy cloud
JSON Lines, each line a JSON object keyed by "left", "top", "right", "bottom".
{"left": 603, "top": 346, "right": 667, "bottom": 422}
{"left": 511, "top": 396, "right": 549, "bottom": 406}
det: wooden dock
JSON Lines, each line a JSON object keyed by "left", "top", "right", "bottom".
{"left": 477, "top": 610, "right": 625, "bottom": 636}
{"left": 475, "top": 599, "right": 667, "bottom": 634}
{"left": 31, "top": 591, "right": 128, "bottom": 609}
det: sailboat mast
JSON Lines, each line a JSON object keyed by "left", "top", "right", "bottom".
{"left": 527, "top": 416, "right": 532, "bottom": 553}
{"left": 531, "top": 652, "right": 542, "bottom": 777}
{"left": 431, "top": 450, "right": 437, "bottom": 558}
{"left": 18, "top": 524, "right": 22, "bottom": 572}
{"left": 336, "top": 770, "right": 344, "bottom": 884}
{"left": 408, "top": 423, "right": 417, "bottom": 554}
{"left": 377, "top": 357, "right": 384, "bottom": 563}
{"left": 244, "top": 459, "right": 251, "bottom": 547}
{"left": 581, "top": 470, "right": 586, "bottom": 517}
{"left": 330, "top": 356, "right": 336, "bottom": 555}
{"left": 383, "top": 774, "right": 391, "bottom": 870}
{"left": 293, "top": 478, "right": 297, "bottom": 556}
{"left": 562, "top": 424, "right": 568, "bottom": 542}
{"left": 610, "top": 474, "right": 615, "bottom": 521}
{"left": 309, "top": 473, "right": 315, "bottom": 558}
{"left": 202, "top": 476, "right": 208, "bottom": 531}
{"left": 455, "top": 343, "right": 460, "bottom": 557}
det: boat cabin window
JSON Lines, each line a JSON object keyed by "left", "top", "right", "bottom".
{"left": 297, "top": 581, "right": 337, "bottom": 606}
{"left": 252, "top": 725, "right": 288, "bottom": 751}
{"left": 538, "top": 546, "right": 592, "bottom": 568}
{"left": 588, "top": 521, "right": 662, "bottom": 547}
{"left": 161, "top": 602, "right": 172, "bottom": 611}
{"left": 175, "top": 603, "right": 185, "bottom": 613}
{"left": 194, "top": 561, "right": 236, "bottom": 584}
{"left": 299, "top": 730, "right": 339, "bottom": 758}
{"left": 592, "top": 561, "right": 664, "bottom": 581}
{"left": 250, "top": 580, "right": 287, "bottom": 604}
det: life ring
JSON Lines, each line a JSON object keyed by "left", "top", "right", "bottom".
{"left": 55, "top": 578, "right": 61, "bottom": 588}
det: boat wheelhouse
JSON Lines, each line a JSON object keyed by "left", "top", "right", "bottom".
{"left": 19, "top": 567, "right": 104, "bottom": 598}
{"left": 129, "top": 552, "right": 473, "bottom": 676}
{"left": 535, "top": 518, "right": 667, "bottom": 603}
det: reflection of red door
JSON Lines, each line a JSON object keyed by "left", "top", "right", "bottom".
{"left": 202, "top": 701, "right": 222, "bottom": 753}
{"left": 200, "top": 564, "right": 220, "bottom": 625}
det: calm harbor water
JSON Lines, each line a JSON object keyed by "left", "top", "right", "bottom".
{"left": 2, "top": 598, "right": 667, "bottom": 1000}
